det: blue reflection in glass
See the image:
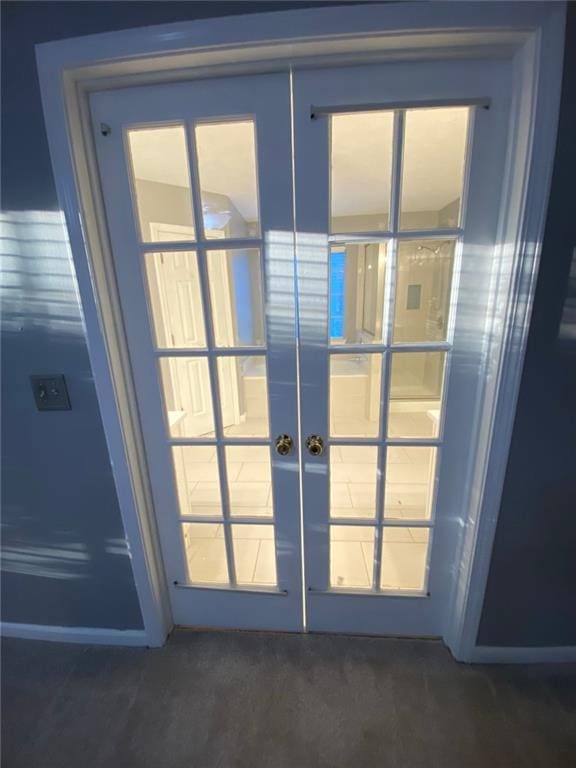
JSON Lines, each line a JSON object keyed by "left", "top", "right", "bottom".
{"left": 232, "top": 251, "right": 253, "bottom": 345}
{"left": 330, "top": 250, "right": 346, "bottom": 339}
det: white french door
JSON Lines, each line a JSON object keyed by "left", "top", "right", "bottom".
{"left": 91, "top": 73, "right": 304, "bottom": 631}
{"left": 293, "top": 60, "right": 511, "bottom": 635}
{"left": 91, "top": 57, "right": 512, "bottom": 635}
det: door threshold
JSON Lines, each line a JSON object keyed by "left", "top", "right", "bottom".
{"left": 170, "top": 625, "right": 442, "bottom": 642}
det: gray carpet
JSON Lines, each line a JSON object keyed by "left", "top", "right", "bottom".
{"left": 2, "top": 630, "right": 575, "bottom": 767}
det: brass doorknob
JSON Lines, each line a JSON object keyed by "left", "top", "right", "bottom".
{"left": 306, "top": 434, "right": 324, "bottom": 456}
{"left": 275, "top": 434, "right": 294, "bottom": 456}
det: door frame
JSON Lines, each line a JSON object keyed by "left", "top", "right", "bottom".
{"left": 35, "top": 1, "right": 566, "bottom": 659}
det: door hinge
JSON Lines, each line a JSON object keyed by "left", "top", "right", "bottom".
{"left": 100, "top": 122, "right": 111, "bottom": 137}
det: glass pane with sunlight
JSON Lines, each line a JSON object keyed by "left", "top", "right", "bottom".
{"left": 159, "top": 357, "right": 216, "bottom": 438}
{"left": 144, "top": 251, "right": 206, "bottom": 349}
{"left": 207, "top": 248, "right": 265, "bottom": 347}
{"left": 380, "top": 527, "right": 430, "bottom": 592}
{"left": 217, "top": 356, "right": 269, "bottom": 438}
{"left": 387, "top": 352, "right": 446, "bottom": 439}
{"left": 232, "top": 524, "right": 277, "bottom": 586}
{"left": 182, "top": 523, "right": 228, "bottom": 584}
{"left": 225, "top": 446, "right": 273, "bottom": 518}
{"left": 127, "top": 126, "right": 195, "bottom": 242}
{"left": 330, "top": 446, "right": 378, "bottom": 520}
{"left": 329, "top": 243, "right": 387, "bottom": 345}
{"left": 392, "top": 240, "right": 455, "bottom": 343}
{"left": 330, "top": 112, "right": 393, "bottom": 234}
{"left": 400, "top": 108, "right": 469, "bottom": 231}
{"left": 330, "top": 525, "right": 375, "bottom": 589}
{"left": 172, "top": 446, "right": 223, "bottom": 518}
{"left": 195, "top": 121, "right": 260, "bottom": 239}
{"left": 330, "top": 354, "right": 382, "bottom": 438}
{"left": 383, "top": 446, "right": 437, "bottom": 521}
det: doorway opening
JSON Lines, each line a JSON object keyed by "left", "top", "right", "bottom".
{"left": 39, "top": 3, "right": 563, "bottom": 652}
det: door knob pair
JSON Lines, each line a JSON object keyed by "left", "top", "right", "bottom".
{"left": 274, "top": 434, "right": 324, "bottom": 456}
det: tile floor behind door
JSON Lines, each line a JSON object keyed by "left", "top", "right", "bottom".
{"left": 182, "top": 445, "right": 432, "bottom": 589}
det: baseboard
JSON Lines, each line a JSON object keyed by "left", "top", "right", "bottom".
{"left": 470, "top": 644, "right": 576, "bottom": 664}
{"left": 0, "top": 622, "right": 149, "bottom": 646}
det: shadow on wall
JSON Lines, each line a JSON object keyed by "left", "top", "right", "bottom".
{"left": 0, "top": 210, "right": 142, "bottom": 628}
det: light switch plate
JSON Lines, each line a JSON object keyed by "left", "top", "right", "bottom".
{"left": 30, "top": 374, "right": 71, "bottom": 411}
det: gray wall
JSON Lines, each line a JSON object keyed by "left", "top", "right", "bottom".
{"left": 1, "top": 208, "right": 144, "bottom": 628}
{"left": 477, "top": 5, "right": 576, "bottom": 647}
{"left": 1, "top": 1, "right": 575, "bottom": 644}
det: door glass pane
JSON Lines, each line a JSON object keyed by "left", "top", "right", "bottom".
{"left": 400, "top": 107, "right": 469, "bottom": 231}
{"left": 232, "top": 524, "right": 277, "bottom": 586}
{"left": 207, "top": 249, "right": 265, "bottom": 347}
{"left": 127, "top": 126, "right": 195, "bottom": 242}
{"left": 218, "top": 356, "right": 269, "bottom": 437}
{"left": 330, "top": 354, "right": 382, "bottom": 438}
{"left": 330, "top": 446, "right": 378, "bottom": 520}
{"left": 380, "top": 527, "right": 430, "bottom": 592}
{"left": 384, "top": 447, "right": 437, "bottom": 521}
{"left": 145, "top": 251, "right": 206, "bottom": 348}
{"left": 330, "top": 243, "right": 387, "bottom": 345}
{"left": 172, "top": 446, "right": 222, "bottom": 518}
{"left": 330, "top": 112, "right": 393, "bottom": 233}
{"left": 195, "top": 121, "right": 260, "bottom": 239}
{"left": 387, "top": 352, "right": 446, "bottom": 438}
{"left": 330, "top": 525, "right": 375, "bottom": 588}
{"left": 159, "top": 357, "right": 215, "bottom": 438}
{"left": 225, "top": 446, "right": 273, "bottom": 518}
{"left": 393, "top": 240, "right": 456, "bottom": 343}
{"left": 182, "top": 523, "right": 228, "bottom": 584}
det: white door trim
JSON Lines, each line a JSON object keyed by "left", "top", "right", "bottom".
{"left": 35, "top": 2, "right": 566, "bottom": 658}
{"left": 0, "top": 622, "right": 149, "bottom": 647}
{"left": 470, "top": 644, "right": 576, "bottom": 665}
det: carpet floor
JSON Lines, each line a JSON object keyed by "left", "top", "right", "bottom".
{"left": 2, "top": 630, "right": 575, "bottom": 767}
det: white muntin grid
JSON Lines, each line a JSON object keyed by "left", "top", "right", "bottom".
{"left": 133, "top": 117, "right": 281, "bottom": 592}
{"left": 130, "top": 99, "right": 475, "bottom": 596}
{"left": 323, "top": 102, "right": 475, "bottom": 595}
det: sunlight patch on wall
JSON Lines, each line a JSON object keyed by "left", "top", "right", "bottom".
{"left": 0, "top": 210, "right": 85, "bottom": 337}
{"left": 105, "top": 538, "right": 132, "bottom": 557}
{"left": 1, "top": 539, "right": 90, "bottom": 581}
{"left": 559, "top": 247, "right": 576, "bottom": 345}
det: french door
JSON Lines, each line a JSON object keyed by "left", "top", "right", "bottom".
{"left": 92, "top": 74, "right": 303, "bottom": 631}
{"left": 91, "top": 58, "right": 511, "bottom": 635}
{"left": 293, "top": 61, "right": 510, "bottom": 634}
